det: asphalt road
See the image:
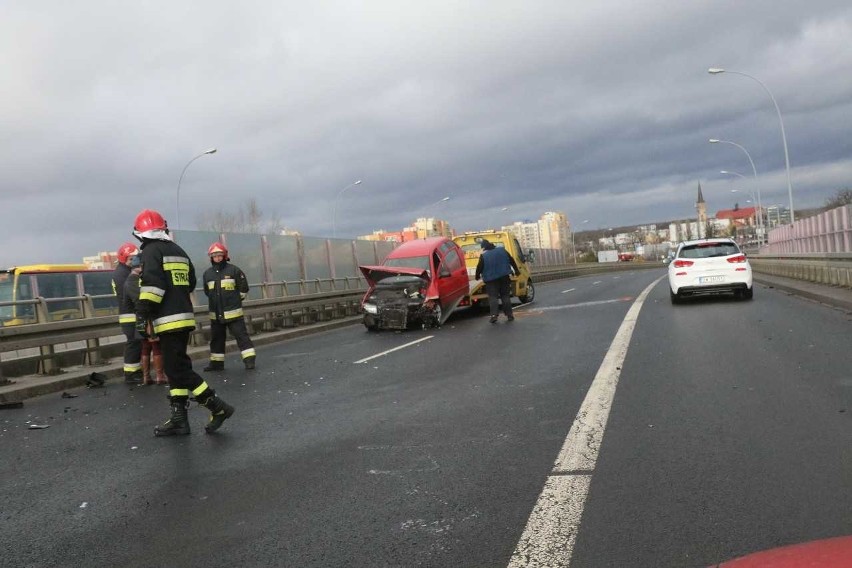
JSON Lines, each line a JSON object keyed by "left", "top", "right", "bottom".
{"left": 1, "top": 269, "right": 850, "bottom": 567}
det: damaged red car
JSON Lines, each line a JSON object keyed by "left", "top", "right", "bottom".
{"left": 359, "top": 237, "right": 469, "bottom": 331}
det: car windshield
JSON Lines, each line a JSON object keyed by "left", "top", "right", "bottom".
{"left": 375, "top": 275, "right": 427, "bottom": 287}
{"left": 460, "top": 243, "right": 505, "bottom": 254}
{"left": 383, "top": 256, "right": 430, "bottom": 271}
{"left": 679, "top": 242, "right": 740, "bottom": 259}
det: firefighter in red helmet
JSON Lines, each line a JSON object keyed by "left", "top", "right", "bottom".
{"left": 202, "top": 241, "right": 257, "bottom": 371}
{"left": 132, "top": 209, "right": 235, "bottom": 436}
{"left": 111, "top": 242, "right": 142, "bottom": 384}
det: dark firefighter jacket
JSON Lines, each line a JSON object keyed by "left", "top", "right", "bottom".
{"left": 136, "top": 239, "right": 197, "bottom": 335}
{"left": 203, "top": 262, "right": 249, "bottom": 322}
{"left": 111, "top": 263, "right": 135, "bottom": 324}
{"left": 122, "top": 271, "right": 140, "bottom": 316}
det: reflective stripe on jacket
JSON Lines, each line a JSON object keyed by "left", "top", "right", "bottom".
{"left": 112, "top": 263, "right": 131, "bottom": 325}
{"left": 137, "top": 239, "right": 197, "bottom": 334}
{"left": 203, "top": 262, "right": 249, "bottom": 321}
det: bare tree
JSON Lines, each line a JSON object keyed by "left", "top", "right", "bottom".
{"left": 824, "top": 188, "right": 852, "bottom": 210}
{"left": 195, "top": 198, "right": 285, "bottom": 235}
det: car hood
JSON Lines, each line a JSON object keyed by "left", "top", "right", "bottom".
{"left": 359, "top": 265, "right": 430, "bottom": 287}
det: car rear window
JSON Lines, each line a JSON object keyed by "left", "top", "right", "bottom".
{"left": 679, "top": 242, "right": 740, "bottom": 259}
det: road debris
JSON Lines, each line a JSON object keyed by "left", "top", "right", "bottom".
{"left": 86, "top": 373, "right": 106, "bottom": 388}
{"left": 28, "top": 424, "right": 50, "bottom": 429}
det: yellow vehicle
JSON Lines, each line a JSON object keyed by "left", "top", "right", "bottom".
{"left": 0, "top": 264, "right": 116, "bottom": 327}
{"left": 452, "top": 230, "right": 535, "bottom": 308}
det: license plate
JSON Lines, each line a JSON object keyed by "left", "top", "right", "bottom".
{"left": 699, "top": 276, "right": 725, "bottom": 284}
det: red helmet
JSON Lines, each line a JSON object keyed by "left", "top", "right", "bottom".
{"left": 208, "top": 242, "right": 229, "bottom": 261}
{"left": 117, "top": 242, "right": 139, "bottom": 264}
{"left": 133, "top": 209, "right": 167, "bottom": 233}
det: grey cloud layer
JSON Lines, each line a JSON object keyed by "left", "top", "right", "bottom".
{"left": 2, "top": 1, "right": 852, "bottom": 264}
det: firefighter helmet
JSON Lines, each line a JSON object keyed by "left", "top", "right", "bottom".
{"left": 208, "top": 242, "right": 229, "bottom": 261}
{"left": 117, "top": 242, "right": 139, "bottom": 264}
{"left": 133, "top": 209, "right": 167, "bottom": 233}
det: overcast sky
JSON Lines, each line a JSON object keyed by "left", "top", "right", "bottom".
{"left": 3, "top": 1, "right": 852, "bottom": 265}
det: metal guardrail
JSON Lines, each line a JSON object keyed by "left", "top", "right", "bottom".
{"left": 748, "top": 253, "right": 852, "bottom": 288}
{"left": 8, "top": 255, "right": 841, "bottom": 379}
{"left": 0, "top": 277, "right": 368, "bottom": 378}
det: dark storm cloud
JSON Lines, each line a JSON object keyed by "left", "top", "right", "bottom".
{"left": 2, "top": 0, "right": 851, "bottom": 265}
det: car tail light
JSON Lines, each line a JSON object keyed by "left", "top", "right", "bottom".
{"left": 727, "top": 254, "right": 747, "bottom": 263}
{"left": 673, "top": 259, "right": 693, "bottom": 268}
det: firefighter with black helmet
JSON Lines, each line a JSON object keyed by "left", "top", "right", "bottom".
{"left": 132, "top": 209, "right": 235, "bottom": 436}
{"left": 202, "top": 242, "right": 257, "bottom": 371}
{"left": 112, "top": 242, "right": 142, "bottom": 384}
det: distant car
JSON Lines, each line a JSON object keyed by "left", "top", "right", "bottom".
{"left": 359, "top": 237, "right": 469, "bottom": 330}
{"left": 668, "top": 238, "right": 753, "bottom": 304}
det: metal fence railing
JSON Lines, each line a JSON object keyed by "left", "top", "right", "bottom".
{"left": 4, "top": 255, "right": 848, "bottom": 380}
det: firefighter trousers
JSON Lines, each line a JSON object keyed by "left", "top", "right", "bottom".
{"left": 158, "top": 330, "right": 212, "bottom": 400}
{"left": 209, "top": 317, "right": 256, "bottom": 362}
{"left": 121, "top": 322, "right": 143, "bottom": 377}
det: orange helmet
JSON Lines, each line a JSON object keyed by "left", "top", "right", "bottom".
{"left": 133, "top": 209, "right": 167, "bottom": 233}
{"left": 208, "top": 242, "right": 229, "bottom": 261}
{"left": 117, "top": 242, "right": 139, "bottom": 264}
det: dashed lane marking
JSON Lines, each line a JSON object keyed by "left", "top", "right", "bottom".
{"left": 353, "top": 336, "right": 434, "bottom": 364}
{"left": 561, "top": 288, "right": 576, "bottom": 294}
{"left": 507, "top": 275, "right": 665, "bottom": 568}
{"left": 534, "top": 298, "right": 632, "bottom": 311}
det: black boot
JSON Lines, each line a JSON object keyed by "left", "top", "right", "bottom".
{"left": 203, "top": 360, "right": 224, "bottom": 372}
{"left": 244, "top": 356, "right": 256, "bottom": 370}
{"left": 154, "top": 396, "right": 191, "bottom": 437}
{"left": 125, "top": 369, "right": 143, "bottom": 384}
{"left": 200, "top": 394, "right": 235, "bottom": 434}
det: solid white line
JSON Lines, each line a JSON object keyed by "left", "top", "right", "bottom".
{"left": 353, "top": 336, "right": 434, "bottom": 364}
{"left": 507, "top": 275, "right": 665, "bottom": 568}
{"left": 560, "top": 288, "right": 576, "bottom": 294}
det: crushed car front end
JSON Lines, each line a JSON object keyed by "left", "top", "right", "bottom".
{"left": 359, "top": 267, "right": 441, "bottom": 330}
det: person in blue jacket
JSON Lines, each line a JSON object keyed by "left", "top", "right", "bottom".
{"left": 474, "top": 239, "right": 519, "bottom": 323}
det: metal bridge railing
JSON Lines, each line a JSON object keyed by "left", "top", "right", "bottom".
{"left": 4, "top": 256, "right": 847, "bottom": 379}
{"left": 0, "top": 277, "right": 368, "bottom": 378}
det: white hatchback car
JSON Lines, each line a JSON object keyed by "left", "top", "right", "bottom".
{"left": 668, "top": 238, "right": 753, "bottom": 304}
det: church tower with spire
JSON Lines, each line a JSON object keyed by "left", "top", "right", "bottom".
{"left": 696, "top": 182, "right": 707, "bottom": 238}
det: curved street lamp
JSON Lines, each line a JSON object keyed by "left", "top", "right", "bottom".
{"left": 709, "top": 138, "right": 764, "bottom": 245}
{"left": 332, "top": 180, "right": 363, "bottom": 239}
{"left": 176, "top": 148, "right": 217, "bottom": 231}
{"left": 708, "top": 68, "right": 794, "bottom": 223}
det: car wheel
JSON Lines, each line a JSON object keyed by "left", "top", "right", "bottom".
{"left": 423, "top": 303, "right": 442, "bottom": 329}
{"left": 364, "top": 315, "right": 379, "bottom": 331}
{"left": 742, "top": 287, "right": 754, "bottom": 300}
{"left": 519, "top": 280, "right": 535, "bottom": 303}
{"left": 670, "top": 288, "right": 681, "bottom": 305}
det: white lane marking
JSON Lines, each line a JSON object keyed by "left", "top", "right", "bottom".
{"left": 592, "top": 281, "right": 602, "bottom": 285}
{"left": 535, "top": 298, "right": 628, "bottom": 312}
{"left": 508, "top": 275, "right": 665, "bottom": 568}
{"left": 354, "top": 336, "right": 434, "bottom": 364}
{"left": 560, "top": 288, "right": 576, "bottom": 294}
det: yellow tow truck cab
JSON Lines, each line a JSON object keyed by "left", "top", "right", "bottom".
{"left": 452, "top": 230, "right": 535, "bottom": 308}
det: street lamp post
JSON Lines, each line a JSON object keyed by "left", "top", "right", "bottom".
{"left": 332, "top": 180, "right": 363, "bottom": 239}
{"left": 708, "top": 68, "right": 795, "bottom": 223}
{"left": 176, "top": 148, "right": 217, "bottom": 231}
{"left": 709, "top": 138, "right": 764, "bottom": 245}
